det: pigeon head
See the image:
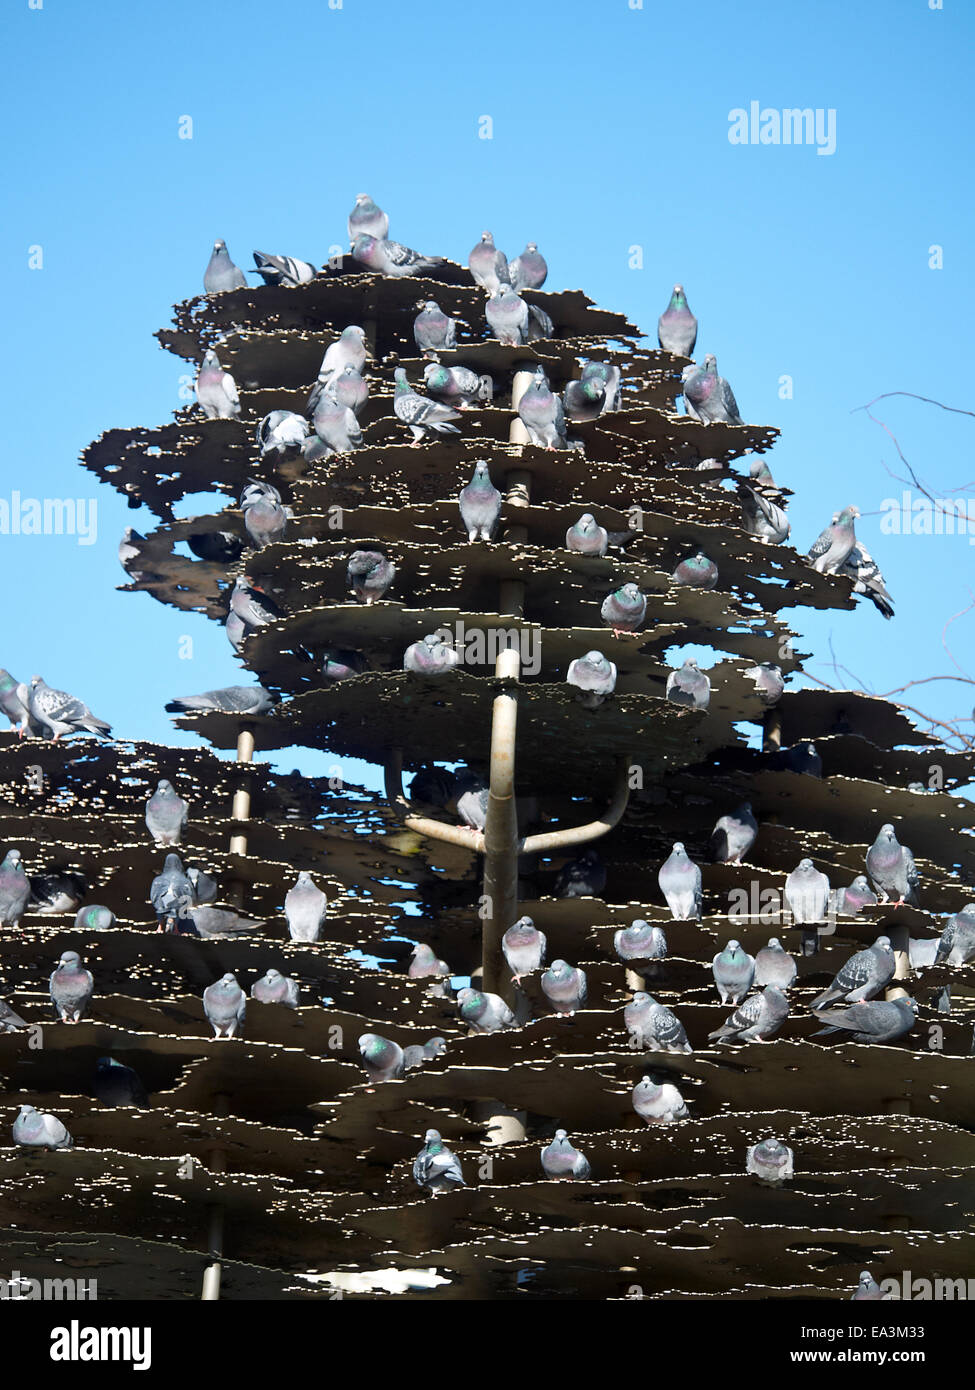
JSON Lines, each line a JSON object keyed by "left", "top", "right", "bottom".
{"left": 57, "top": 951, "right": 81, "bottom": 967}
{"left": 767, "top": 937, "right": 784, "bottom": 950}
{"left": 631, "top": 991, "right": 650, "bottom": 1004}
{"left": 201, "top": 349, "right": 220, "bottom": 369}
{"left": 156, "top": 779, "right": 174, "bottom": 793}
{"left": 578, "top": 513, "right": 596, "bottom": 530}
{"left": 672, "top": 842, "right": 687, "bottom": 855}
{"left": 683, "top": 659, "right": 700, "bottom": 670}
{"left": 163, "top": 853, "right": 183, "bottom": 872}
{"left": 263, "top": 970, "right": 282, "bottom": 983}
{"left": 30, "top": 675, "right": 44, "bottom": 688}
{"left": 553, "top": 1128, "right": 569, "bottom": 1142}
{"left": 213, "top": 239, "right": 227, "bottom": 252}
{"left": 583, "top": 650, "right": 607, "bottom": 667}
{"left": 3, "top": 850, "right": 22, "bottom": 865}
{"left": 480, "top": 231, "right": 495, "bottom": 244}
{"left": 549, "top": 959, "right": 571, "bottom": 976}
{"left": 703, "top": 354, "right": 718, "bottom": 371}
{"left": 726, "top": 939, "right": 742, "bottom": 954}
{"left": 797, "top": 858, "right": 815, "bottom": 871}
{"left": 875, "top": 936, "right": 893, "bottom": 951}
{"left": 354, "top": 194, "right": 372, "bottom": 206}
{"left": 423, "top": 1129, "right": 443, "bottom": 1145}
{"left": 218, "top": 973, "right": 237, "bottom": 987}
{"left": 18, "top": 1104, "right": 36, "bottom": 1117}
{"left": 878, "top": 823, "right": 896, "bottom": 840}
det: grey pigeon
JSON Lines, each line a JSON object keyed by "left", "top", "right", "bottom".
{"left": 455, "top": 769, "right": 489, "bottom": 830}
{"left": 666, "top": 659, "right": 710, "bottom": 709}
{"left": 187, "top": 867, "right": 216, "bottom": 908}
{"left": 709, "top": 985, "right": 789, "bottom": 1044}
{"left": 410, "top": 766, "right": 457, "bottom": 806}
{"left": 307, "top": 326, "right": 370, "bottom": 410}
{"left": 580, "top": 361, "right": 622, "bottom": 412}
{"left": 329, "top": 363, "right": 369, "bottom": 416}
{"left": 601, "top": 583, "right": 646, "bottom": 635}
{"left": 839, "top": 537, "right": 894, "bottom": 619}
{"left": 746, "top": 1138, "right": 793, "bottom": 1184}
{"left": 347, "top": 549, "right": 395, "bottom": 604}
{"left": 359, "top": 1032, "right": 404, "bottom": 1083}
{"left": 553, "top": 848, "right": 607, "bottom": 898}
{"left": 187, "top": 529, "right": 243, "bottom": 564}
{"left": 614, "top": 920, "right": 667, "bottom": 962}
{"left": 150, "top": 853, "right": 195, "bottom": 931}
{"left": 632, "top": 1075, "right": 688, "bottom": 1124}
{"left": 408, "top": 943, "right": 452, "bottom": 986}
{"left": 74, "top": 904, "right": 115, "bottom": 930}
{"left": 145, "top": 779, "right": 188, "bottom": 846}
{"left": 195, "top": 349, "right": 240, "bottom": 419}
{"left": 13, "top": 1104, "right": 72, "bottom": 1149}
{"left": 423, "top": 359, "right": 493, "bottom": 409}
{"left": 459, "top": 461, "right": 502, "bottom": 542}
{"left": 658, "top": 842, "right": 702, "bottom": 920}
{"left": 284, "top": 872, "right": 327, "bottom": 942}
{"left": 708, "top": 802, "right": 758, "bottom": 864}
{"left": 348, "top": 194, "right": 388, "bottom": 245}
{"left": 203, "top": 974, "right": 246, "bottom": 1039}
{"left": 230, "top": 576, "right": 282, "bottom": 628}
{"left": 0, "top": 669, "right": 37, "bottom": 731}
{"left": 27, "top": 676, "right": 112, "bottom": 740}
{"left": 165, "top": 684, "right": 277, "bottom": 715}
{"left": 567, "top": 650, "right": 617, "bottom": 707}
{"left": 562, "top": 374, "right": 607, "bottom": 422}
{"left": 307, "top": 391, "right": 363, "bottom": 457}
{"left": 934, "top": 906, "right": 975, "bottom": 966}
{"left": 624, "top": 992, "right": 691, "bottom": 1053}
{"left": 257, "top": 410, "right": 309, "bottom": 457}
{"left": 784, "top": 858, "right": 831, "bottom": 924}
{"left": 485, "top": 284, "right": 529, "bottom": 344}
{"left": 456, "top": 987, "right": 516, "bottom": 1033}
{"left": 813, "top": 995, "right": 918, "bottom": 1044}
{"left": 191, "top": 906, "right": 264, "bottom": 938}
{"left": 322, "top": 648, "right": 368, "bottom": 682}
{"left": 541, "top": 1130, "right": 591, "bottom": 1180}
{"left": 750, "top": 457, "right": 775, "bottom": 483}
{"left": 414, "top": 300, "right": 458, "bottom": 356}
{"left": 541, "top": 959, "right": 587, "bottom": 1015}
{"left": 468, "top": 231, "right": 509, "bottom": 293}
{"left": 241, "top": 481, "right": 290, "bottom": 549}
{"left": 49, "top": 950, "right": 94, "bottom": 1024}
{"left": 0, "top": 850, "right": 31, "bottom": 925}
{"left": 404, "top": 633, "right": 460, "bottom": 675}
{"left": 226, "top": 611, "right": 247, "bottom": 652}
{"left": 249, "top": 250, "right": 315, "bottom": 287}
{"left": 753, "top": 938, "right": 797, "bottom": 989}
{"left": 776, "top": 741, "right": 822, "bottom": 777}
{"left": 866, "top": 824, "right": 920, "bottom": 905}
{"left": 393, "top": 367, "right": 461, "bottom": 443}
{"left": 29, "top": 870, "right": 86, "bottom": 914}
{"left": 251, "top": 969, "right": 299, "bottom": 1008}
{"left": 830, "top": 875, "right": 878, "bottom": 916}
{"left": 118, "top": 527, "right": 150, "bottom": 582}
{"left": 526, "top": 302, "right": 554, "bottom": 341}
{"left": 745, "top": 662, "right": 785, "bottom": 705}
{"left": 738, "top": 483, "right": 790, "bottom": 543}
{"left": 502, "top": 916, "right": 547, "bottom": 983}
{"left": 93, "top": 1057, "right": 148, "bottom": 1108}
{"left": 0, "top": 995, "right": 28, "bottom": 1032}
{"left": 203, "top": 239, "right": 246, "bottom": 294}
{"left": 403, "top": 1037, "right": 448, "bottom": 1070}
{"left": 518, "top": 367, "right": 567, "bottom": 449}
{"left": 351, "top": 233, "right": 441, "bottom": 277}
{"left": 673, "top": 549, "right": 718, "bottom": 589}
{"left": 657, "top": 284, "right": 697, "bottom": 357}
{"left": 682, "top": 354, "right": 743, "bottom": 424}
{"left": 565, "top": 513, "right": 608, "bottom": 555}
{"left": 413, "top": 1129, "right": 464, "bottom": 1194}
{"left": 810, "top": 936, "right": 895, "bottom": 1009}
{"left": 808, "top": 505, "right": 860, "bottom": 574}
{"left": 712, "top": 939, "right": 755, "bottom": 1004}
{"left": 509, "top": 242, "right": 548, "bottom": 291}
{"left": 852, "top": 1272, "right": 886, "bottom": 1301}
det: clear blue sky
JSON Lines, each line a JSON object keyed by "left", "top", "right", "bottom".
{"left": 2, "top": 0, "right": 972, "bottom": 783}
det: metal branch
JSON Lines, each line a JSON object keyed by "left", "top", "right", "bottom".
{"left": 383, "top": 750, "right": 485, "bottom": 852}
{"left": 521, "top": 758, "right": 632, "bottom": 854}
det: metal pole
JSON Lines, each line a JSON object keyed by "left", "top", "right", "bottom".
{"left": 229, "top": 725, "right": 255, "bottom": 857}
{"left": 763, "top": 706, "right": 782, "bottom": 752}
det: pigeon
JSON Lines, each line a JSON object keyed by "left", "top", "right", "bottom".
{"left": 681, "top": 355, "right": 743, "bottom": 424}
{"left": 393, "top": 367, "right": 461, "bottom": 443}
{"left": 186, "top": 530, "right": 244, "bottom": 564}
{"left": 775, "top": 741, "right": 822, "bottom": 777}
{"left": 27, "top": 676, "right": 111, "bottom": 740}
{"left": 191, "top": 906, "right": 263, "bottom": 938}
{"left": 329, "top": 364, "right": 369, "bottom": 417}
{"left": 657, "top": 285, "right": 697, "bottom": 357}
{"left": 666, "top": 659, "right": 711, "bottom": 709}
{"left": 230, "top": 576, "right": 283, "bottom": 629}
{"left": 562, "top": 374, "right": 607, "bottom": 422}
{"left": 348, "top": 194, "right": 388, "bottom": 245}
{"left": 746, "top": 1138, "right": 793, "bottom": 1184}
{"left": 934, "top": 906, "right": 975, "bottom": 966}
{"left": 468, "top": 231, "right": 510, "bottom": 293}
{"left": 566, "top": 651, "right": 617, "bottom": 707}
{"left": 672, "top": 550, "right": 718, "bottom": 589}
{"left": 203, "top": 974, "right": 247, "bottom": 1039}
{"left": 241, "top": 482, "right": 290, "bottom": 549}
{"left": 409, "top": 766, "right": 457, "bottom": 806}
{"left": 624, "top": 992, "right": 691, "bottom": 1052}
{"left": 49, "top": 951, "right": 94, "bottom": 1024}
{"left": 839, "top": 538, "right": 894, "bottom": 619}
{"left": 12, "top": 1104, "right": 72, "bottom": 1149}
{"left": 251, "top": 969, "right": 300, "bottom": 1007}
{"left": 830, "top": 875, "right": 878, "bottom": 916}
{"left": 351, "top": 233, "right": 440, "bottom": 277}
{"left": 93, "top": 1057, "right": 149, "bottom": 1108}
{"left": 712, "top": 940, "right": 755, "bottom": 1004}
{"left": 308, "top": 392, "right": 363, "bottom": 457}
{"left": 851, "top": 1272, "right": 886, "bottom": 1301}
{"left": 632, "top": 1075, "right": 688, "bottom": 1124}
{"left": 580, "top": 361, "right": 622, "bottom": 413}
{"left": 866, "top": 824, "right": 920, "bottom": 905}
{"left": 810, "top": 936, "right": 896, "bottom": 1009}
{"left": 601, "top": 584, "right": 646, "bottom": 635}
{"left": 249, "top": 250, "right": 316, "bottom": 287}
{"left": 195, "top": 349, "right": 240, "bottom": 420}
{"left": 165, "top": 685, "right": 277, "bottom": 715}
{"left": 284, "top": 872, "right": 327, "bottom": 942}
{"left": 408, "top": 943, "right": 452, "bottom": 984}
{"left": 502, "top": 916, "right": 547, "bottom": 983}
{"left": 750, "top": 457, "right": 775, "bottom": 483}
{"left": 459, "top": 461, "right": 502, "bottom": 541}
{"left": 454, "top": 770, "right": 489, "bottom": 830}
{"left": 358, "top": 1033, "right": 404, "bottom": 1083}
{"left": 0, "top": 850, "right": 31, "bottom": 925}
{"left": 0, "top": 668, "right": 40, "bottom": 732}
{"left": 346, "top": 550, "right": 396, "bottom": 604}
{"left": 74, "top": 904, "right": 115, "bottom": 930}
{"left": 541, "top": 959, "right": 587, "bottom": 1014}
{"left": 322, "top": 648, "right": 368, "bottom": 682}
{"left": 485, "top": 285, "right": 529, "bottom": 345}
{"left": 456, "top": 986, "right": 516, "bottom": 1033}
{"left": 509, "top": 242, "right": 548, "bottom": 291}
{"left": 518, "top": 367, "right": 567, "bottom": 449}
{"left": 423, "top": 360, "right": 493, "bottom": 409}
{"left": 541, "top": 1130, "right": 591, "bottom": 1179}
{"left": 614, "top": 920, "right": 668, "bottom": 962}
{"left": 414, "top": 300, "right": 458, "bottom": 356}
{"left": 145, "top": 779, "right": 188, "bottom": 846}
{"left": 813, "top": 995, "right": 918, "bottom": 1044}
{"left": 553, "top": 847, "right": 607, "bottom": 899}
{"left": 203, "top": 239, "right": 246, "bottom": 294}
{"left": 402, "top": 1037, "right": 448, "bottom": 1070}
{"left": 118, "top": 527, "right": 151, "bottom": 582}
{"left": 150, "top": 853, "right": 195, "bottom": 931}
{"left": 784, "top": 859, "right": 831, "bottom": 924}
{"left": 404, "top": 633, "right": 460, "bottom": 675}
{"left": 658, "top": 843, "right": 702, "bottom": 920}
{"left": 526, "top": 303, "right": 554, "bottom": 341}
{"left": 29, "top": 871, "right": 87, "bottom": 914}
{"left": 413, "top": 1129, "right": 465, "bottom": 1194}
{"left": 753, "top": 938, "right": 797, "bottom": 989}
{"left": 0, "top": 995, "right": 27, "bottom": 1032}
{"left": 745, "top": 662, "right": 785, "bottom": 705}
{"left": 226, "top": 612, "right": 247, "bottom": 653}
{"left": 565, "top": 513, "right": 609, "bottom": 555}
{"left": 709, "top": 803, "right": 758, "bottom": 864}
{"left": 708, "top": 985, "right": 789, "bottom": 1044}
{"left": 307, "top": 327, "right": 370, "bottom": 409}
{"left": 738, "top": 484, "right": 790, "bottom": 544}
{"left": 808, "top": 505, "right": 860, "bottom": 574}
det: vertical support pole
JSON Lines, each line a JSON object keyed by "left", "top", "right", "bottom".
{"left": 229, "top": 725, "right": 255, "bottom": 857}
{"left": 763, "top": 706, "right": 782, "bottom": 752}
{"left": 201, "top": 1096, "right": 229, "bottom": 1300}
{"left": 885, "top": 922, "right": 910, "bottom": 1001}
